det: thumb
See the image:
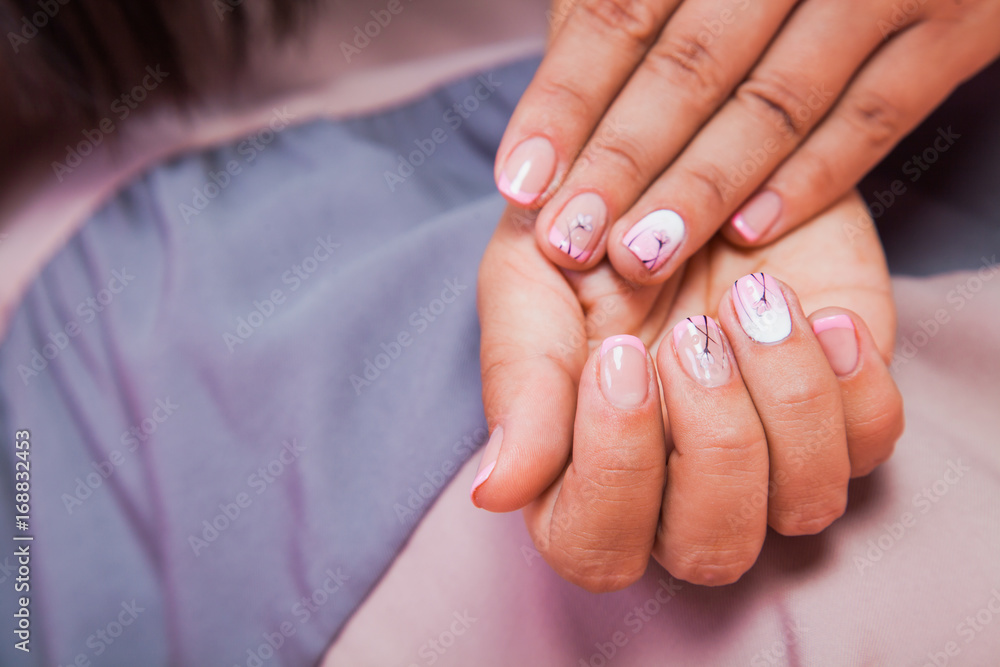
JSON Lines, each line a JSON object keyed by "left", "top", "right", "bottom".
{"left": 472, "top": 206, "right": 587, "bottom": 512}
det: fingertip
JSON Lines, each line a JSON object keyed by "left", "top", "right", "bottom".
{"left": 469, "top": 426, "right": 504, "bottom": 508}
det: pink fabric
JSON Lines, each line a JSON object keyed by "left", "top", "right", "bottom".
{"left": 326, "top": 271, "right": 1000, "bottom": 666}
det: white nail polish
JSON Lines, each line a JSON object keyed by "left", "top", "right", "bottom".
{"left": 732, "top": 273, "right": 791, "bottom": 344}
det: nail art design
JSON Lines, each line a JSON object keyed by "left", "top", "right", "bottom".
{"left": 672, "top": 315, "right": 730, "bottom": 388}
{"left": 497, "top": 137, "right": 557, "bottom": 206}
{"left": 732, "top": 272, "right": 791, "bottom": 343}
{"left": 551, "top": 213, "right": 594, "bottom": 260}
{"left": 549, "top": 192, "right": 607, "bottom": 263}
{"left": 622, "top": 210, "right": 685, "bottom": 273}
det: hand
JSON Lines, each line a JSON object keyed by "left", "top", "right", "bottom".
{"left": 472, "top": 192, "right": 904, "bottom": 589}
{"left": 493, "top": 0, "right": 1000, "bottom": 284}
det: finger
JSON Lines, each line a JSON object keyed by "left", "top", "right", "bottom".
{"left": 652, "top": 315, "right": 768, "bottom": 586}
{"left": 535, "top": 0, "right": 797, "bottom": 270}
{"left": 495, "top": 0, "right": 680, "bottom": 207}
{"left": 720, "top": 273, "right": 851, "bottom": 536}
{"left": 726, "top": 13, "right": 1000, "bottom": 245}
{"left": 529, "top": 335, "right": 666, "bottom": 592}
{"left": 809, "top": 309, "right": 904, "bottom": 478}
{"left": 605, "top": 1, "right": 891, "bottom": 284}
{"left": 473, "top": 207, "right": 587, "bottom": 512}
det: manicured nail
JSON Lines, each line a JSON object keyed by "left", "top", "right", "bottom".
{"left": 812, "top": 314, "right": 859, "bottom": 377}
{"left": 470, "top": 426, "right": 504, "bottom": 506}
{"left": 672, "top": 315, "right": 731, "bottom": 388}
{"left": 622, "top": 209, "right": 685, "bottom": 273}
{"left": 497, "top": 137, "right": 556, "bottom": 206}
{"left": 599, "top": 335, "right": 648, "bottom": 409}
{"left": 732, "top": 272, "right": 791, "bottom": 344}
{"left": 548, "top": 192, "right": 606, "bottom": 263}
{"left": 731, "top": 191, "right": 782, "bottom": 243}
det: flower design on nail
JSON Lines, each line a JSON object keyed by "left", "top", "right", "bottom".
{"left": 554, "top": 213, "right": 596, "bottom": 261}
{"left": 621, "top": 210, "right": 685, "bottom": 273}
{"left": 571, "top": 214, "right": 593, "bottom": 233}
{"left": 673, "top": 315, "right": 729, "bottom": 388}
{"left": 690, "top": 315, "right": 721, "bottom": 370}
{"left": 732, "top": 272, "right": 791, "bottom": 344}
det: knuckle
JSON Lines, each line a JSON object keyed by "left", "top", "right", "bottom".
{"left": 533, "top": 76, "right": 597, "bottom": 121}
{"left": 737, "top": 71, "right": 818, "bottom": 140}
{"left": 554, "top": 544, "right": 648, "bottom": 592}
{"left": 661, "top": 546, "right": 754, "bottom": 586}
{"left": 643, "top": 34, "right": 726, "bottom": 105}
{"left": 578, "top": 0, "right": 662, "bottom": 45}
{"left": 848, "top": 388, "right": 905, "bottom": 476}
{"left": 842, "top": 88, "right": 906, "bottom": 152}
{"left": 770, "top": 490, "right": 847, "bottom": 536}
{"left": 580, "top": 132, "right": 649, "bottom": 184}
{"left": 683, "top": 161, "right": 734, "bottom": 210}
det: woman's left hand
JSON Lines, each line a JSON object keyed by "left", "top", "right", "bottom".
{"left": 472, "top": 191, "right": 903, "bottom": 589}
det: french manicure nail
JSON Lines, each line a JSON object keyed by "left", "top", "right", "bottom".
{"left": 599, "top": 335, "right": 648, "bottom": 409}
{"left": 812, "top": 314, "right": 859, "bottom": 377}
{"left": 497, "top": 137, "right": 556, "bottom": 206}
{"left": 470, "top": 426, "right": 503, "bottom": 505}
{"left": 548, "top": 192, "right": 606, "bottom": 263}
{"left": 672, "top": 316, "right": 731, "bottom": 388}
{"left": 731, "top": 191, "right": 782, "bottom": 243}
{"left": 622, "top": 209, "right": 685, "bottom": 273}
{"left": 732, "top": 272, "right": 791, "bottom": 343}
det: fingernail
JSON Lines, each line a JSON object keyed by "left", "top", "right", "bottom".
{"left": 812, "top": 314, "right": 859, "bottom": 377}
{"left": 599, "top": 335, "right": 648, "bottom": 409}
{"left": 622, "top": 209, "right": 685, "bottom": 273}
{"left": 548, "top": 192, "right": 606, "bottom": 263}
{"left": 731, "top": 191, "right": 782, "bottom": 243}
{"left": 497, "top": 137, "right": 556, "bottom": 206}
{"left": 470, "top": 426, "right": 503, "bottom": 506}
{"left": 732, "top": 272, "right": 791, "bottom": 344}
{"left": 672, "top": 315, "right": 731, "bottom": 388}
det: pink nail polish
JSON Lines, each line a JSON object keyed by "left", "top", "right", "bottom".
{"left": 497, "top": 137, "right": 557, "bottom": 206}
{"left": 732, "top": 272, "right": 791, "bottom": 344}
{"left": 548, "top": 192, "right": 606, "bottom": 263}
{"left": 470, "top": 426, "right": 504, "bottom": 505}
{"left": 622, "top": 210, "right": 685, "bottom": 273}
{"left": 599, "top": 335, "right": 648, "bottom": 409}
{"left": 672, "top": 316, "right": 731, "bottom": 388}
{"left": 812, "top": 314, "right": 859, "bottom": 377}
{"left": 731, "top": 191, "right": 782, "bottom": 243}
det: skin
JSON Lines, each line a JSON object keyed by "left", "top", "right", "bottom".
{"left": 475, "top": 191, "right": 904, "bottom": 590}
{"left": 496, "top": 0, "right": 1000, "bottom": 283}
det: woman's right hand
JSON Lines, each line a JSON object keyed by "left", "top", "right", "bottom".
{"left": 472, "top": 192, "right": 903, "bottom": 589}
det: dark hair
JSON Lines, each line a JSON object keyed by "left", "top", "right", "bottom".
{"left": 0, "top": 0, "right": 313, "bottom": 127}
